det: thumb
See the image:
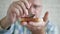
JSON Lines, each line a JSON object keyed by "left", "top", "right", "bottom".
{"left": 43, "top": 11, "right": 49, "bottom": 22}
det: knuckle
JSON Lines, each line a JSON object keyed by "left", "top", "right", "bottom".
{"left": 21, "top": 2, "right": 25, "bottom": 6}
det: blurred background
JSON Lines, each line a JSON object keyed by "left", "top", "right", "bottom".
{"left": 0, "top": 0, "right": 60, "bottom": 34}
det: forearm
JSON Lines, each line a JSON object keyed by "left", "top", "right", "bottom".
{"left": 32, "top": 29, "right": 46, "bottom": 34}
{"left": 0, "top": 16, "right": 12, "bottom": 29}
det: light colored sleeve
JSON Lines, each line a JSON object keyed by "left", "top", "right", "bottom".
{"left": 46, "top": 21, "right": 59, "bottom": 34}
{"left": 0, "top": 24, "right": 14, "bottom": 34}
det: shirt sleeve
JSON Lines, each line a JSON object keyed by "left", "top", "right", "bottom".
{"left": 46, "top": 21, "right": 59, "bottom": 34}
{"left": 0, "top": 24, "right": 14, "bottom": 34}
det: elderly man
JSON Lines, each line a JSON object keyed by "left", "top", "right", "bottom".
{"left": 0, "top": 0, "right": 58, "bottom": 34}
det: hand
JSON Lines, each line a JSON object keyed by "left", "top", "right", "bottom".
{"left": 1, "top": 0, "right": 30, "bottom": 29}
{"left": 6, "top": 0, "right": 30, "bottom": 23}
{"left": 22, "top": 12, "right": 48, "bottom": 34}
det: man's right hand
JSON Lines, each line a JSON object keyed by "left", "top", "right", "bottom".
{"left": 7, "top": 0, "right": 30, "bottom": 23}
{"left": 0, "top": 0, "right": 30, "bottom": 29}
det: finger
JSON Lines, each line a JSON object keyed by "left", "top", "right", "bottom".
{"left": 16, "top": 1, "right": 28, "bottom": 15}
{"left": 29, "top": 22, "right": 40, "bottom": 27}
{"left": 29, "top": 22, "right": 45, "bottom": 30}
{"left": 13, "top": 2, "right": 24, "bottom": 17}
{"left": 14, "top": 7, "right": 20, "bottom": 18}
{"left": 27, "top": 23, "right": 43, "bottom": 31}
{"left": 29, "top": 21, "right": 45, "bottom": 27}
{"left": 13, "top": 3, "right": 26, "bottom": 17}
{"left": 26, "top": 23, "right": 37, "bottom": 31}
{"left": 43, "top": 11, "right": 49, "bottom": 22}
{"left": 9, "top": 4, "right": 20, "bottom": 17}
{"left": 20, "top": 0, "right": 30, "bottom": 9}
{"left": 11, "top": 12, "right": 16, "bottom": 23}
{"left": 8, "top": 11, "right": 13, "bottom": 22}
{"left": 21, "top": 22, "right": 33, "bottom": 30}
{"left": 8, "top": 11, "right": 16, "bottom": 23}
